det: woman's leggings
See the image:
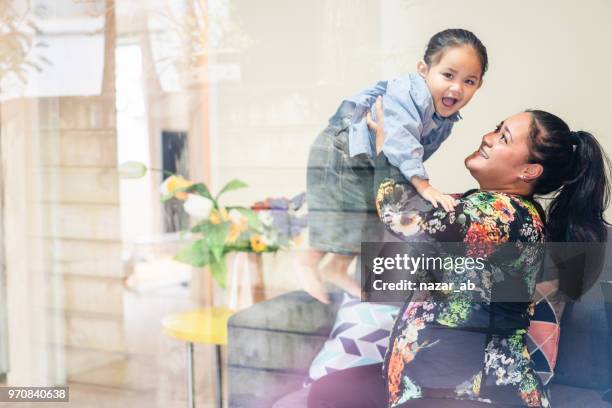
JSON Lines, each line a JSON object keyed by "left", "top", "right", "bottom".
{"left": 307, "top": 363, "right": 497, "bottom": 408}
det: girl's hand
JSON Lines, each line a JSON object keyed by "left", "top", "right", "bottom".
{"left": 420, "top": 186, "right": 457, "bottom": 212}
{"left": 366, "top": 96, "right": 385, "bottom": 154}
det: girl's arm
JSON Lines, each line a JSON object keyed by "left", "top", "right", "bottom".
{"left": 368, "top": 95, "right": 456, "bottom": 211}
{"left": 377, "top": 82, "right": 427, "bottom": 181}
{"left": 368, "top": 96, "right": 469, "bottom": 242}
{"left": 373, "top": 152, "right": 467, "bottom": 242}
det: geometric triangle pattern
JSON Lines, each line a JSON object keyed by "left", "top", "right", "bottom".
{"left": 307, "top": 293, "right": 400, "bottom": 384}
{"left": 526, "top": 281, "right": 564, "bottom": 385}
{"left": 306, "top": 283, "right": 565, "bottom": 387}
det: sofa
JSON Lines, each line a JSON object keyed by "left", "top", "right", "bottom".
{"left": 227, "top": 243, "right": 612, "bottom": 407}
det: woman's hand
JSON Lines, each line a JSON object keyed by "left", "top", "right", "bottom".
{"left": 366, "top": 96, "right": 385, "bottom": 154}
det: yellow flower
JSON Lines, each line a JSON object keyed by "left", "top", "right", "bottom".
{"left": 160, "top": 175, "right": 193, "bottom": 200}
{"left": 226, "top": 221, "right": 248, "bottom": 244}
{"left": 250, "top": 235, "right": 267, "bottom": 252}
{"left": 209, "top": 208, "right": 229, "bottom": 224}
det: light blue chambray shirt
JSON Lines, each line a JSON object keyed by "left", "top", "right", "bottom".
{"left": 332, "top": 73, "right": 461, "bottom": 180}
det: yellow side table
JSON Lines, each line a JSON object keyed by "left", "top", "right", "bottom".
{"left": 163, "top": 307, "right": 234, "bottom": 408}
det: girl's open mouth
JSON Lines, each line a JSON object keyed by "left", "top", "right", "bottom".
{"left": 441, "top": 97, "right": 458, "bottom": 108}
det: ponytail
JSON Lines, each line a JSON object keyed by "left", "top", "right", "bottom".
{"left": 526, "top": 111, "right": 611, "bottom": 243}
{"left": 547, "top": 131, "right": 610, "bottom": 242}
{"left": 527, "top": 110, "right": 611, "bottom": 299}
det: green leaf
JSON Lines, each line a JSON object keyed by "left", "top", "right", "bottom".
{"left": 226, "top": 241, "right": 251, "bottom": 252}
{"left": 186, "top": 183, "right": 214, "bottom": 201}
{"left": 205, "top": 221, "right": 231, "bottom": 262}
{"left": 174, "top": 240, "right": 210, "bottom": 267}
{"left": 190, "top": 222, "right": 204, "bottom": 233}
{"left": 191, "top": 219, "right": 220, "bottom": 234}
{"left": 216, "top": 179, "right": 248, "bottom": 201}
{"left": 209, "top": 258, "right": 227, "bottom": 288}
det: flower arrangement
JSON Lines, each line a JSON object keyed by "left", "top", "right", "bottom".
{"left": 119, "top": 162, "right": 307, "bottom": 287}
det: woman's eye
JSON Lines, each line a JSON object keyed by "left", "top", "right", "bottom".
{"left": 500, "top": 134, "right": 508, "bottom": 143}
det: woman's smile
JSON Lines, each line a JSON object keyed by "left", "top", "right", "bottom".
{"left": 478, "top": 145, "right": 490, "bottom": 159}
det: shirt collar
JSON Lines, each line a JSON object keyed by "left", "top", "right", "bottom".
{"left": 433, "top": 110, "right": 462, "bottom": 124}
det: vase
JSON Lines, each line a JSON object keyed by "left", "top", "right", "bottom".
{"left": 225, "top": 252, "right": 265, "bottom": 311}
{"left": 193, "top": 252, "right": 265, "bottom": 310}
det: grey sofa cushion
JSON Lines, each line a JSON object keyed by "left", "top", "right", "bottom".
{"left": 553, "top": 240, "right": 612, "bottom": 390}
{"left": 228, "top": 291, "right": 342, "bottom": 408}
{"left": 549, "top": 384, "right": 609, "bottom": 408}
{"left": 229, "top": 291, "right": 340, "bottom": 335}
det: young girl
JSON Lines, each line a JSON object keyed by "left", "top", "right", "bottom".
{"left": 300, "top": 29, "right": 488, "bottom": 303}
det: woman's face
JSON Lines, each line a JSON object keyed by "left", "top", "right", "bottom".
{"left": 465, "top": 112, "right": 536, "bottom": 191}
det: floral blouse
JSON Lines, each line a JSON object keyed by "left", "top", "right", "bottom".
{"left": 374, "top": 156, "right": 550, "bottom": 407}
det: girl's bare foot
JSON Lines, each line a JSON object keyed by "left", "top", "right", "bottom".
{"left": 295, "top": 250, "right": 330, "bottom": 304}
{"left": 320, "top": 254, "right": 361, "bottom": 298}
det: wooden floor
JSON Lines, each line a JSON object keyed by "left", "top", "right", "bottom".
{"left": 2, "top": 284, "right": 225, "bottom": 408}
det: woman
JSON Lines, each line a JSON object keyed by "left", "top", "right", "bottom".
{"left": 307, "top": 101, "right": 611, "bottom": 407}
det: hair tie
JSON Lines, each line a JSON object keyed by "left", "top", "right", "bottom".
{"left": 569, "top": 131, "right": 581, "bottom": 145}
{"left": 563, "top": 131, "right": 585, "bottom": 184}
{"left": 568, "top": 131, "right": 582, "bottom": 153}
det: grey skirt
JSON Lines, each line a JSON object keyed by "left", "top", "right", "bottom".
{"left": 306, "top": 115, "right": 383, "bottom": 255}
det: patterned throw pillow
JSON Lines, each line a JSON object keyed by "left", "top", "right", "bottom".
{"left": 308, "top": 284, "right": 564, "bottom": 385}
{"left": 527, "top": 280, "right": 565, "bottom": 385}
{"left": 306, "top": 293, "right": 399, "bottom": 384}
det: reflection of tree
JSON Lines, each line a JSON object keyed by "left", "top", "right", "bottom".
{"left": 147, "top": 0, "right": 251, "bottom": 86}
{"left": 0, "top": 1, "right": 50, "bottom": 88}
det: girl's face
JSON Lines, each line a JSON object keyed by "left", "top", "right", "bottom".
{"left": 417, "top": 46, "right": 483, "bottom": 118}
{"left": 465, "top": 112, "right": 541, "bottom": 193}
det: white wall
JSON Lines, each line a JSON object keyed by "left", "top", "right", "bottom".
{"left": 379, "top": 0, "right": 612, "bottom": 196}
{"left": 211, "top": 0, "right": 612, "bottom": 217}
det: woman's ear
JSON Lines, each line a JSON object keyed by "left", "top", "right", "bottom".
{"left": 520, "top": 163, "right": 544, "bottom": 183}
{"left": 416, "top": 60, "right": 429, "bottom": 78}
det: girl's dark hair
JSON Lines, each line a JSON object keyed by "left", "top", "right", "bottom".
{"left": 424, "top": 29, "right": 488, "bottom": 78}
{"left": 527, "top": 110, "right": 611, "bottom": 298}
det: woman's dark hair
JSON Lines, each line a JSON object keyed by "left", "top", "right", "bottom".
{"left": 526, "top": 109, "right": 610, "bottom": 243}
{"left": 527, "top": 109, "right": 611, "bottom": 298}
{"left": 424, "top": 29, "right": 488, "bottom": 78}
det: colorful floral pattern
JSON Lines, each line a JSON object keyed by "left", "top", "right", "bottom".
{"left": 376, "top": 179, "right": 550, "bottom": 407}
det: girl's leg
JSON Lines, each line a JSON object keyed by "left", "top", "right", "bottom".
{"left": 319, "top": 253, "right": 361, "bottom": 298}
{"left": 304, "top": 121, "right": 362, "bottom": 302}
{"left": 295, "top": 249, "right": 330, "bottom": 304}
{"left": 296, "top": 251, "right": 361, "bottom": 304}
{"left": 307, "top": 363, "right": 387, "bottom": 408}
